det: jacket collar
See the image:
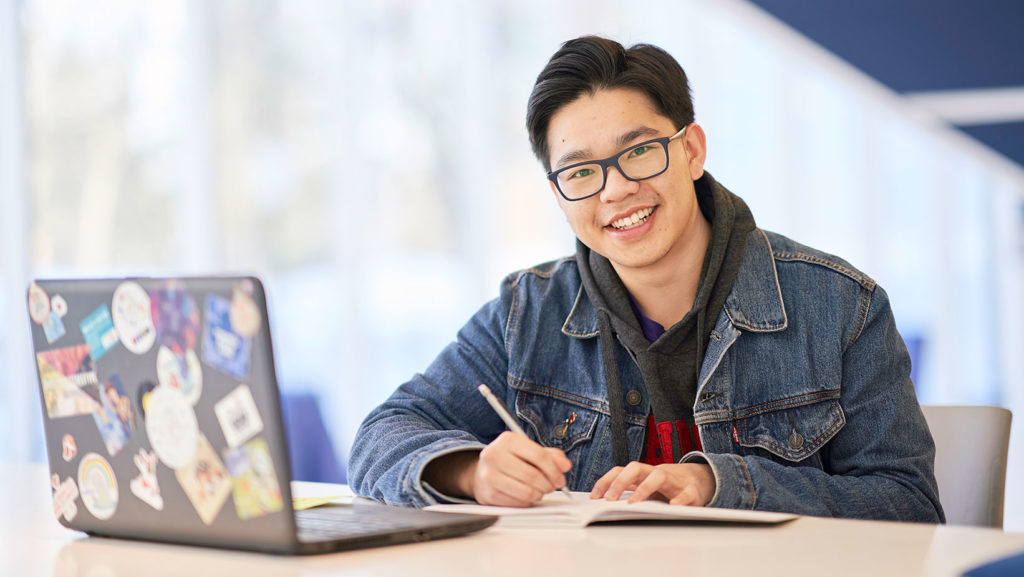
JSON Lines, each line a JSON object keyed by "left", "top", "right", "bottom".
{"left": 562, "top": 228, "right": 787, "bottom": 338}
{"left": 722, "top": 229, "right": 787, "bottom": 332}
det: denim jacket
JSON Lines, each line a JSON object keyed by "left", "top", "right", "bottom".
{"left": 348, "top": 228, "right": 944, "bottom": 522}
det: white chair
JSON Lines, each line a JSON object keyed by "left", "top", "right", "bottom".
{"left": 920, "top": 405, "right": 1012, "bottom": 528}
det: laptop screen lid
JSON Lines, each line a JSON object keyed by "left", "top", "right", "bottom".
{"left": 29, "top": 276, "right": 304, "bottom": 552}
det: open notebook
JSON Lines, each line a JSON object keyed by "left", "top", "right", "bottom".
{"left": 427, "top": 492, "right": 797, "bottom": 528}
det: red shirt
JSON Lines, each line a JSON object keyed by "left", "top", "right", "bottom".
{"left": 627, "top": 294, "right": 703, "bottom": 464}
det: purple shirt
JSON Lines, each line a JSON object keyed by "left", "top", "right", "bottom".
{"left": 627, "top": 293, "right": 666, "bottom": 343}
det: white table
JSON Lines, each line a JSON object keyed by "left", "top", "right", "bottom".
{"left": 3, "top": 462, "right": 1023, "bottom": 576}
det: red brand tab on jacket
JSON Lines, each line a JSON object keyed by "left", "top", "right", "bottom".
{"left": 732, "top": 425, "right": 739, "bottom": 443}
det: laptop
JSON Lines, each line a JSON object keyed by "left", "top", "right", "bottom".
{"left": 27, "top": 276, "right": 496, "bottom": 555}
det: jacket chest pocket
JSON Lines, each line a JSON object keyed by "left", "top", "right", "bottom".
{"left": 514, "top": 389, "right": 600, "bottom": 485}
{"left": 734, "top": 397, "right": 845, "bottom": 465}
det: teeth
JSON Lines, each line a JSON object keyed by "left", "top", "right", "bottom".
{"left": 611, "top": 207, "right": 653, "bottom": 230}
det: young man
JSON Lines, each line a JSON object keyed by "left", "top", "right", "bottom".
{"left": 348, "top": 36, "right": 944, "bottom": 522}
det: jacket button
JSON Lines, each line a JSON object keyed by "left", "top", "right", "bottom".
{"left": 788, "top": 431, "right": 805, "bottom": 450}
{"left": 552, "top": 423, "right": 568, "bottom": 440}
{"left": 625, "top": 390, "right": 642, "bottom": 406}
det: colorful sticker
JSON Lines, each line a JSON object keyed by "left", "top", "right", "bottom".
{"left": 136, "top": 380, "right": 157, "bottom": 419}
{"left": 78, "top": 453, "right": 118, "bottom": 520}
{"left": 36, "top": 345, "right": 100, "bottom": 418}
{"left": 43, "top": 312, "right": 66, "bottom": 344}
{"left": 112, "top": 281, "right": 156, "bottom": 354}
{"left": 229, "top": 284, "right": 261, "bottom": 338}
{"left": 201, "top": 294, "right": 251, "bottom": 378}
{"left": 145, "top": 385, "right": 199, "bottom": 468}
{"left": 156, "top": 346, "right": 203, "bottom": 406}
{"left": 214, "top": 384, "right": 264, "bottom": 448}
{"left": 130, "top": 448, "right": 164, "bottom": 511}
{"left": 150, "top": 282, "right": 200, "bottom": 354}
{"left": 223, "top": 437, "right": 283, "bottom": 520}
{"left": 80, "top": 305, "right": 119, "bottom": 361}
{"left": 28, "top": 282, "right": 51, "bottom": 324}
{"left": 61, "top": 434, "right": 78, "bottom": 461}
{"left": 176, "top": 434, "right": 232, "bottom": 525}
{"left": 51, "top": 294, "right": 68, "bottom": 317}
{"left": 92, "top": 374, "right": 134, "bottom": 456}
{"left": 51, "top": 474, "right": 79, "bottom": 522}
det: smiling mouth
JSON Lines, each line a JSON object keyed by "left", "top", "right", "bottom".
{"left": 609, "top": 207, "right": 654, "bottom": 230}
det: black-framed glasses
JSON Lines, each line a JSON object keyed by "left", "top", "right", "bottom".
{"left": 548, "top": 125, "right": 689, "bottom": 201}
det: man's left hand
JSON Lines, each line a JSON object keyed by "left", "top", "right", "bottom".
{"left": 590, "top": 462, "right": 715, "bottom": 506}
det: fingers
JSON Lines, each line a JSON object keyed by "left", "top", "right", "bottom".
{"left": 544, "top": 447, "right": 574, "bottom": 475}
{"left": 474, "top": 432, "right": 572, "bottom": 507}
{"left": 597, "top": 462, "right": 655, "bottom": 502}
{"left": 473, "top": 472, "right": 544, "bottom": 507}
{"left": 589, "top": 462, "right": 715, "bottom": 507}
{"left": 590, "top": 466, "right": 624, "bottom": 499}
{"left": 503, "top": 432, "right": 571, "bottom": 490}
{"left": 628, "top": 467, "right": 669, "bottom": 503}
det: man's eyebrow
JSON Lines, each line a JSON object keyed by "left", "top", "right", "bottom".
{"left": 552, "top": 126, "right": 661, "bottom": 170}
{"left": 553, "top": 148, "right": 593, "bottom": 170}
{"left": 616, "top": 126, "right": 660, "bottom": 148}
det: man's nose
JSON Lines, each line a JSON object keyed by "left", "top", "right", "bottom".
{"left": 599, "top": 165, "right": 639, "bottom": 203}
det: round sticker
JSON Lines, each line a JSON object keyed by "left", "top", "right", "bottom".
{"left": 78, "top": 453, "right": 118, "bottom": 520}
{"left": 229, "top": 287, "right": 261, "bottom": 338}
{"left": 156, "top": 346, "right": 203, "bottom": 405}
{"left": 51, "top": 295, "right": 68, "bottom": 317}
{"left": 150, "top": 283, "right": 200, "bottom": 353}
{"left": 28, "top": 282, "right": 51, "bottom": 324}
{"left": 145, "top": 386, "right": 199, "bottom": 469}
{"left": 112, "top": 281, "right": 156, "bottom": 354}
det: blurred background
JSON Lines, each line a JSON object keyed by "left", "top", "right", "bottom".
{"left": 2, "top": 0, "right": 1023, "bottom": 527}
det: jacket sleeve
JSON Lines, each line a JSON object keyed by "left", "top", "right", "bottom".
{"left": 683, "top": 286, "right": 945, "bottom": 522}
{"left": 346, "top": 278, "right": 515, "bottom": 507}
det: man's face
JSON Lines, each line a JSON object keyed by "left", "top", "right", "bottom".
{"left": 546, "top": 88, "right": 706, "bottom": 277}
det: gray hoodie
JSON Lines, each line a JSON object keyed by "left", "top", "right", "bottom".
{"left": 575, "top": 172, "right": 757, "bottom": 464}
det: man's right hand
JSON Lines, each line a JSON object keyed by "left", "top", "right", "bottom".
{"left": 423, "top": 431, "right": 572, "bottom": 507}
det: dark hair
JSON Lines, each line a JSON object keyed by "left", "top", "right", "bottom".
{"left": 526, "top": 36, "right": 695, "bottom": 173}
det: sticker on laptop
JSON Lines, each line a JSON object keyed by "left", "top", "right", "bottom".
{"left": 28, "top": 282, "right": 51, "bottom": 324}
{"left": 201, "top": 294, "right": 252, "bottom": 379}
{"left": 92, "top": 374, "right": 135, "bottom": 456}
{"left": 223, "top": 437, "right": 283, "bottom": 520}
{"left": 78, "top": 453, "right": 118, "bottom": 520}
{"left": 156, "top": 346, "right": 203, "bottom": 406}
{"left": 51, "top": 294, "right": 68, "bottom": 317}
{"left": 176, "top": 434, "right": 232, "bottom": 525}
{"left": 229, "top": 283, "right": 261, "bottom": 338}
{"left": 42, "top": 311, "right": 66, "bottom": 344}
{"left": 79, "top": 304, "right": 119, "bottom": 361}
{"left": 61, "top": 434, "right": 78, "bottom": 461}
{"left": 130, "top": 448, "right": 164, "bottom": 511}
{"left": 136, "top": 380, "right": 157, "bottom": 420}
{"left": 36, "top": 344, "right": 101, "bottom": 418}
{"left": 145, "top": 385, "right": 199, "bottom": 469}
{"left": 214, "top": 384, "right": 264, "bottom": 448}
{"left": 51, "top": 474, "right": 79, "bottom": 522}
{"left": 151, "top": 282, "right": 200, "bottom": 354}
{"left": 112, "top": 281, "right": 156, "bottom": 354}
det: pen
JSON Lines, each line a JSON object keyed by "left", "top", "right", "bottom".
{"left": 477, "top": 383, "right": 573, "bottom": 499}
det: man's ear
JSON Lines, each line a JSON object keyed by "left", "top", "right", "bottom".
{"left": 684, "top": 123, "right": 707, "bottom": 181}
